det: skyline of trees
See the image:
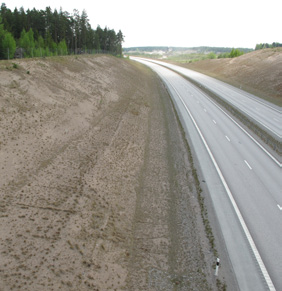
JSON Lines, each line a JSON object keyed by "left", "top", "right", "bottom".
{"left": 0, "top": 3, "right": 124, "bottom": 59}
{"left": 255, "top": 42, "right": 282, "bottom": 50}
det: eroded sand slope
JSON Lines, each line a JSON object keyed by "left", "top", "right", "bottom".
{"left": 0, "top": 55, "right": 223, "bottom": 290}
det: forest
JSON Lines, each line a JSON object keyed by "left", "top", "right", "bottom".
{"left": 0, "top": 3, "right": 124, "bottom": 59}
{"left": 255, "top": 42, "right": 282, "bottom": 50}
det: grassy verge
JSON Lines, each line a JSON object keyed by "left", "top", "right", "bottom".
{"left": 167, "top": 53, "right": 215, "bottom": 63}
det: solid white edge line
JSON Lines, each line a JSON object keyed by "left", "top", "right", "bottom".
{"left": 133, "top": 58, "right": 276, "bottom": 289}
{"left": 138, "top": 59, "right": 282, "bottom": 160}
{"left": 170, "top": 83, "right": 276, "bottom": 291}
{"left": 253, "top": 118, "right": 281, "bottom": 139}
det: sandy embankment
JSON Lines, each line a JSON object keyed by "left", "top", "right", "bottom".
{"left": 0, "top": 55, "right": 222, "bottom": 290}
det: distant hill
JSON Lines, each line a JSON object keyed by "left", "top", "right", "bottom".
{"left": 123, "top": 46, "right": 253, "bottom": 55}
{"left": 177, "top": 48, "right": 282, "bottom": 106}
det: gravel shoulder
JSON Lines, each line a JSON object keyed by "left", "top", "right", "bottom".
{"left": 1, "top": 55, "right": 225, "bottom": 290}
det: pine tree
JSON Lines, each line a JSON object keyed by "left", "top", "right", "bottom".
{"left": 0, "top": 4, "right": 124, "bottom": 57}
{"left": 116, "top": 30, "right": 124, "bottom": 56}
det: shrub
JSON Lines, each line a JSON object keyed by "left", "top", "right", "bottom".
{"left": 207, "top": 52, "right": 217, "bottom": 59}
{"left": 229, "top": 48, "right": 244, "bottom": 58}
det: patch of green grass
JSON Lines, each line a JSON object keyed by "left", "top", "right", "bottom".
{"left": 167, "top": 53, "right": 209, "bottom": 63}
{"left": 5, "top": 62, "right": 20, "bottom": 70}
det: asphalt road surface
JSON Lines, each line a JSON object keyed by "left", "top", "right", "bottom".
{"left": 140, "top": 59, "right": 282, "bottom": 140}
{"left": 133, "top": 57, "right": 282, "bottom": 290}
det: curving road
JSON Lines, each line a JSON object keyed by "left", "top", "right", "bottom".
{"left": 133, "top": 57, "right": 282, "bottom": 290}
{"left": 137, "top": 58, "right": 282, "bottom": 139}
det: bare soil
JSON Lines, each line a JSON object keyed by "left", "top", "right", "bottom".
{"left": 177, "top": 48, "right": 282, "bottom": 106}
{"left": 0, "top": 55, "right": 223, "bottom": 290}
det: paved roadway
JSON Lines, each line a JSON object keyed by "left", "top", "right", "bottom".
{"left": 138, "top": 58, "right": 282, "bottom": 139}
{"left": 133, "top": 58, "right": 282, "bottom": 290}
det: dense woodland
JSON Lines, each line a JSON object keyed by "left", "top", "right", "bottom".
{"left": 0, "top": 3, "right": 124, "bottom": 59}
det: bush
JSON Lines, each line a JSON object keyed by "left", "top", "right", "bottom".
{"left": 2, "top": 32, "right": 16, "bottom": 59}
{"left": 218, "top": 49, "right": 244, "bottom": 59}
{"left": 207, "top": 52, "right": 217, "bottom": 59}
{"left": 57, "top": 40, "right": 68, "bottom": 55}
{"left": 218, "top": 52, "right": 230, "bottom": 58}
{"left": 229, "top": 48, "right": 244, "bottom": 58}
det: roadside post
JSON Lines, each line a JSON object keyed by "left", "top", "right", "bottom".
{"left": 215, "top": 258, "right": 220, "bottom": 276}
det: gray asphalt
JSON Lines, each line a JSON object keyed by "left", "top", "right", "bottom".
{"left": 139, "top": 59, "right": 282, "bottom": 139}
{"left": 133, "top": 58, "right": 282, "bottom": 290}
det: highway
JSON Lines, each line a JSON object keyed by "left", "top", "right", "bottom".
{"left": 133, "top": 58, "right": 282, "bottom": 290}
{"left": 139, "top": 58, "right": 282, "bottom": 139}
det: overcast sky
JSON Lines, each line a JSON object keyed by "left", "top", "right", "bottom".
{"left": 5, "top": 0, "right": 282, "bottom": 49}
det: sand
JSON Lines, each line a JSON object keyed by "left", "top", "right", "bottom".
{"left": 0, "top": 55, "right": 223, "bottom": 290}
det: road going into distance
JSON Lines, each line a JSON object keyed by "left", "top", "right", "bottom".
{"left": 132, "top": 58, "right": 282, "bottom": 290}
{"left": 141, "top": 59, "right": 282, "bottom": 139}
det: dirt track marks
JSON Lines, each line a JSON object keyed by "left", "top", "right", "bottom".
{"left": 0, "top": 56, "right": 218, "bottom": 290}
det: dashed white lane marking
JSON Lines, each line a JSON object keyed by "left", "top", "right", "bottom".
{"left": 244, "top": 160, "right": 252, "bottom": 170}
{"left": 225, "top": 136, "right": 230, "bottom": 142}
{"left": 166, "top": 82, "right": 276, "bottom": 291}
{"left": 277, "top": 204, "right": 282, "bottom": 211}
{"left": 213, "top": 120, "right": 217, "bottom": 124}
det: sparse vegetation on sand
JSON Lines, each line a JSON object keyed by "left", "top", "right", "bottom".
{"left": 0, "top": 55, "right": 227, "bottom": 290}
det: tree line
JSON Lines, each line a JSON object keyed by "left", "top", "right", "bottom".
{"left": 0, "top": 3, "right": 124, "bottom": 59}
{"left": 217, "top": 48, "right": 244, "bottom": 58}
{"left": 255, "top": 42, "right": 282, "bottom": 50}
{"left": 123, "top": 46, "right": 252, "bottom": 54}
